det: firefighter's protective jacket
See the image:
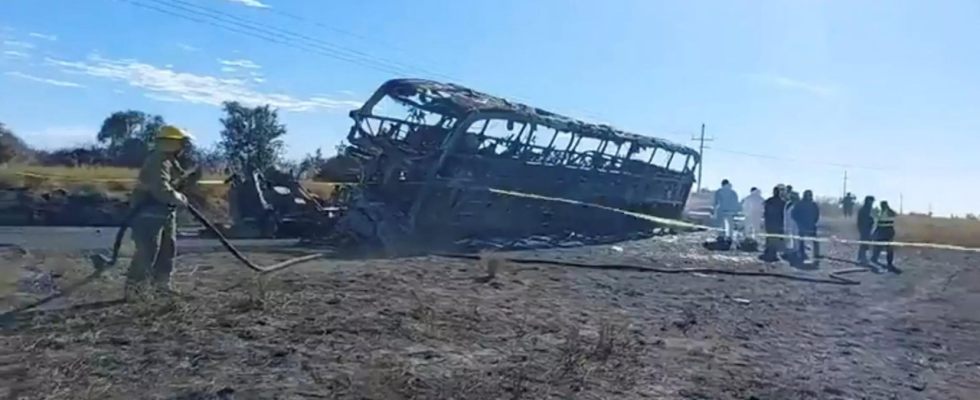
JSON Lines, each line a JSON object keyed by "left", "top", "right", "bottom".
{"left": 131, "top": 149, "right": 185, "bottom": 216}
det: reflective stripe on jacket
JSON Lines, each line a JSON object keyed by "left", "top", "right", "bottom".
{"left": 875, "top": 210, "right": 896, "bottom": 229}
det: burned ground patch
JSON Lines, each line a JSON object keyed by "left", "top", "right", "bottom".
{"left": 3, "top": 230, "right": 980, "bottom": 399}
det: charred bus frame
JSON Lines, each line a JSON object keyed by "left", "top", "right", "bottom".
{"left": 344, "top": 79, "right": 700, "bottom": 241}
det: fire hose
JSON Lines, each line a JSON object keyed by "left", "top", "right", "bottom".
{"left": 436, "top": 254, "right": 864, "bottom": 286}
{"left": 0, "top": 187, "right": 326, "bottom": 329}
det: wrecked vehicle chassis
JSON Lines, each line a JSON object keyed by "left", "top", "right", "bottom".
{"left": 337, "top": 79, "right": 700, "bottom": 247}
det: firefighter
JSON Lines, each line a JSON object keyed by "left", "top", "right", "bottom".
{"left": 125, "top": 125, "right": 197, "bottom": 298}
{"left": 871, "top": 200, "right": 899, "bottom": 272}
{"left": 856, "top": 195, "right": 876, "bottom": 265}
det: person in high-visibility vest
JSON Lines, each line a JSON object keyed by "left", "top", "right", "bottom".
{"left": 856, "top": 195, "right": 876, "bottom": 265}
{"left": 126, "top": 125, "right": 199, "bottom": 298}
{"left": 870, "top": 200, "right": 899, "bottom": 272}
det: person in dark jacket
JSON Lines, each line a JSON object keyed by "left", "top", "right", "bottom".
{"left": 841, "top": 192, "right": 857, "bottom": 217}
{"left": 761, "top": 185, "right": 787, "bottom": 262}
{"left": 791, "top": 190, "right": 821, "bottom": 260}
{"left": 856, "top": 195, "right": 876, "bottom": 265}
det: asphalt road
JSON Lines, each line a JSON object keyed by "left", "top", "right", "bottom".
{"left": 0, "top": 226, "right": 298, "bottom": 251}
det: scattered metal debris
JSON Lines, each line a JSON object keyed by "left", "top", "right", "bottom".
{"left": 205, "top": 167, "right": 340, "bottom": 239}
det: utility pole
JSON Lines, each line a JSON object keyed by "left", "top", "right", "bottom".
{"left": 900, "top": 193, "right": 904, "bottom": 215}
{"left": 691, "top": 123, "right": 713, "bottom": 192}
{"left": 842, "top": 170, "right": 848, "bottom": 199}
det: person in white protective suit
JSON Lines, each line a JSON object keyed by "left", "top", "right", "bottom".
{"left": 783, "top": 185, "right": 801, "bottom": 254}
{"left": 713, "top": 179, "right": 742, "bottom": 240}
{"left": 740, "top": 187, "right": 765, "bottom": 240}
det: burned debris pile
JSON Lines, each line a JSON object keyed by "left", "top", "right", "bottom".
{"left": 324, "top": 78, "right": 701, "bottom": 251}
{"left": 200, "top": 167, "right": 341, "bottom": 239}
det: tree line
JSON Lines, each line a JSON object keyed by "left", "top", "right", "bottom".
{"left": 0, "top": 102, "right": 359, "bottom": 181}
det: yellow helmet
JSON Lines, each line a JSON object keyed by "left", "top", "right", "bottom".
{"left": 156, "top": 125, "right": 194, "bottom": 142}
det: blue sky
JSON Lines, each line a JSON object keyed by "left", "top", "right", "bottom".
{"left": 1, "top": 0, "right": 977, "bottom": 216}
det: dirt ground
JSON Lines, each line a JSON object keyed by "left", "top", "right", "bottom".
{"left": 2, "top": 219, "right": 980, "bottom": 399}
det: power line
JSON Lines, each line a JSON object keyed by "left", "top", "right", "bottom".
{"left": 263, "top": 7, "right": 450, "bottom": 78}
{"left": 118, "top": 0, "right": 617, "bottom": 126}
{"left": 137, "top": 0, "right": 420, "bottom": 76}
{"left": 690, "top": 123, "right": 713, "bottom": 192}
{"left": 117, "top": 0, "right": 424, "bottom": 75}
{"left": 159, "top": 0, "right": 454, "bottom": 80}
{"left": 117, "top": 2, "right": 402, "bottom": 76}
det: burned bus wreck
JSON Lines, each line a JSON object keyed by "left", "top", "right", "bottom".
{"left": 335, "top": 78, "right": 700, "bottom": 249}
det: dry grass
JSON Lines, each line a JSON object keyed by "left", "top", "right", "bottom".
{"left": 2, "top": 252, "right": 650, "bottom": 399}
{"left": 0, "top": 165, "right": 226, "bottom": 193}
{"left": 5, "top": 217, "right": 980, "bottom": 398}
{"left": 897, "top": 214, "right": 980, "bottom": 248}
{"left": 0, "top": 165, "right": 339, "bottom": 198}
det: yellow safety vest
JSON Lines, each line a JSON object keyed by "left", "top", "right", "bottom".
{"left": 876, "top": 210, "right": 896, "bottom": 228}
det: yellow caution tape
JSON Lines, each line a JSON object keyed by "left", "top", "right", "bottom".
{"left": 488, "top": 188, "right": 980, "bottom": 253}
{"left": 5, "top": 170, "right": 976, "bottom": 252}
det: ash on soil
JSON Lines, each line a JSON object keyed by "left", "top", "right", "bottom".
{"left": 2, "top": 224, "right": 979, "bottom": 399}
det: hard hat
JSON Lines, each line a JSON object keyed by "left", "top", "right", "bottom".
{"left": 156, "top": 125, "right": 194, "bottom": 141}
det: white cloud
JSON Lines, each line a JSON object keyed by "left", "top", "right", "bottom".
{"left": 144, "top": 93, "right": 183, "bottom": 103}
{"left": 221, "top": 66, "right": 238, "bottom": 73}
{"left": 176, "top": 43, "right": 200, "bottom": 52}
{"left": 28, "top": 32, "right": 57, "bottom": 41}
{"left": 752, "top": 74, "right": 837, "bottom": 97}
{"left": 219, "top": 59, "right": 261, "bottom": 69}
{"left": 5, "top": 71, "right": 85, "bottom": 88}
{"left": 253, "top": 77, "right": 265, "bottom": 83}
{"left": 47, "top": 55, "right": 362, "bottom": 112}
{"left": 226, "top": 0, "right": 271, "bottom": 8}
{"left": 338, "top": 90, "right": 356, "bottom": 96}
{"left": 3, "top": 50, "right": 29, "bottom": 58}
{"left": 2, "top": 40, "right": 35, "bottom": 49}
{"left": 20, "top": 126, "right": 94, "bottom": 150}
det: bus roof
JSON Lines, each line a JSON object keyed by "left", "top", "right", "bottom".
{"left": 378, "top": 78, "right": 700, "bottom": 158}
